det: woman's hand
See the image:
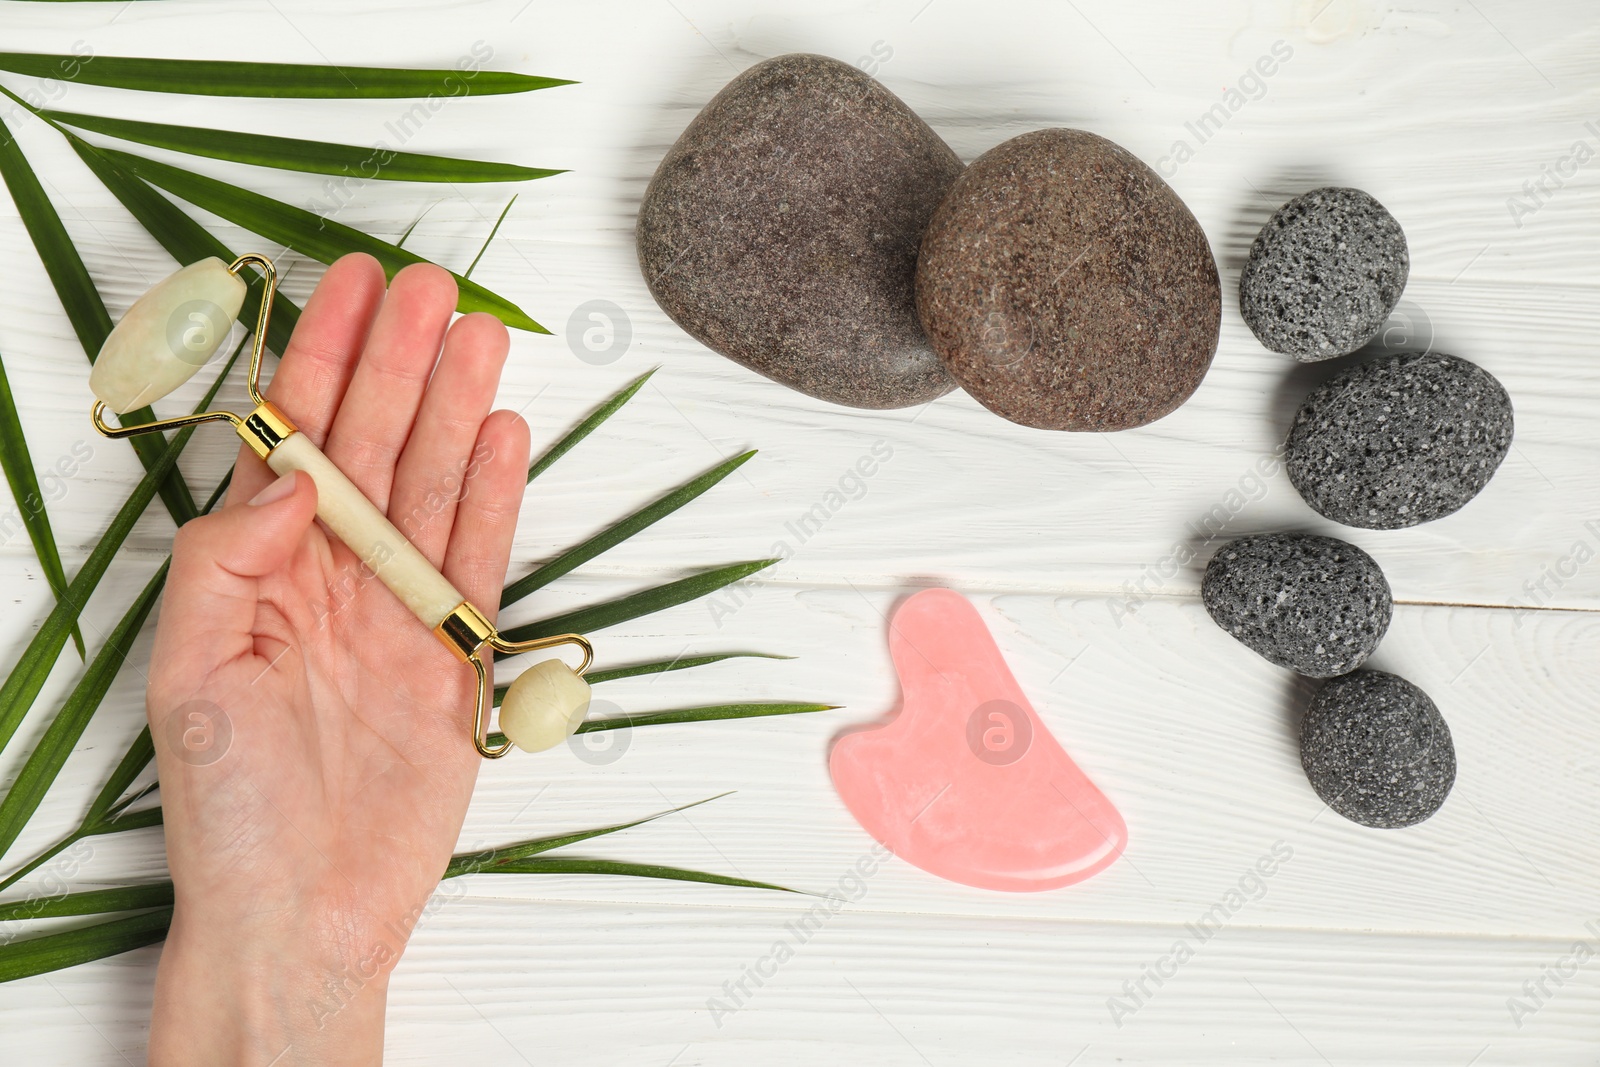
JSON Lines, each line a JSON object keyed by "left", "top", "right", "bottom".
{"left": 145, "top": 254, "right": 530, "bottom": 1066}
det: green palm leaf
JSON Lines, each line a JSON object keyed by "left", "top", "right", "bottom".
{"left": 83, "top": 727, "right": 154, "bottom": 826}
{"left": 491, "top": 651, "right": 791, "bottom": 703}
{"left": 395, "top": 201, "right": 441, "bottom": 248}
{"left": 446, "top": 795, "right": 730, "bottom": 876}
{"left": 485, "top": 858, "right": 793, "bottom": 893}
{"left": 0, "top": 350, "right": 82, "bottom": 657}
{"left": 486, "top": 701, "right": 831, "bottom": 750}
{"left": 0, "top": 444, "right": 175, "bottom": 760}
{"left": 0, "top": 112, "right": 197, "bottom": 522}
{"left": 0, "top": 53, "right": 572, "bottom": 98}
{"left": 0, "top": 908, "right": 172, "bottom": 984}
{"left": 582, "top": 652, "right": 791, "bottom": 685}
{"left": 0, "top": 882, "right": 172, "bottom": 923}
{"left": 497, "top": 558, "right": 779, "bottom": 648}
{"left": 496, "top": 653, "right": 780, "bottom": 703}
{"left": 0, "top": 799, "right": 784, "bottom": 982}
{"left": 0, "top": 115, "right": 110, "bottom": 358}
{"left": 465, "top": 195, "right": 517, "bottom": 278}
{"left": 69, "top": 136, "right": 300, "bottom": 355}
{"left": 47, "top": 110, "right": 563, "bottom": 184}
{"left": 578, "top": 703, "right": 834, "bottom": 732}
{"left": 0, "top": 560, "right": 168, "bottom": 865}
{"left": 100, "top": 805, "right": 162, "bottom": 833}
{"left": 0, "top": 805, "right": 161, "bottom": 898}
{"left": 528, "top": 368, "right": 656, "bottom": 482}
{"left": 0, "top": 799, "right": 738, "bottom": 929}
{"left": 99, "top": 147, "right": 546, "bottom": 333}
{"left": 502, "top": 451, "right": 757, "bottom": 608}
{"left": 0, "top": 851, "right": 786, "bottom": 981}
{"left": 0, "top": 340, "right": 242, "bottom": 761}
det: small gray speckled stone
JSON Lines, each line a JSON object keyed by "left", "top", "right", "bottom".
{"left": 1202, "top": 533, "right": 1392, "bottom": 678}
{"left": 1300, "top": 670, "right": 1456, "bottom": 828}
{"left": 1286, "top": 351, "right": 1514, "bottom": 529}
{"left": 1240, "top": 187, "right": 1409, "bottom": 361}
{"left": 915, "top": 128, "right": 1220, "bottom": 431}
{"left": 636, "top": 54, "right": 962, "bottom": 409}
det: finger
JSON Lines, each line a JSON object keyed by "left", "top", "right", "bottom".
{"left": 442, "top": 410, "right": 530, "bottom": 622}
{"left": 388, "top": 313, "right": 510, "bottom": 566}
{"left": 323, "top": 263, "right": 458, "bottom": 513}
{"left": 227, "top": 254, "right": 386, "bottom": 507}
{"left": 153, "top": 471, "right": 318, "bottom": 683}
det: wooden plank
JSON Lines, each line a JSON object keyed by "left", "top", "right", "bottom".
{"left": 5, "top": 899, "right": 1599, "bottom": 1064}
{"left": 5, "top": 570, "right": 1597, "bottom": 942}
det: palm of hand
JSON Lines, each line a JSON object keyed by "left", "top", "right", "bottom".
{"left": 144, "top": 256, "right": 530, "bottom": 983}
{"left": 151, "top": 524, "right": 480, "bottom": 956}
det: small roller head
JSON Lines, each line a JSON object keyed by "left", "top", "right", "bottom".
{"left": 497, "top": 658, "right": 592, "bottom": 753}
{"left": 89, "top": 258, "right": 247, "bottom": 414}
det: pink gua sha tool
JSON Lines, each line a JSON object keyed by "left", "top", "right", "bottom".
{"left": 830, "top": 588, "right": 1126, "bottom": 892}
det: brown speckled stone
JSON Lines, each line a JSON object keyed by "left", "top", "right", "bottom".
{"left": 915, "top": 129, "right": 1221, "bottom": 430}
{"left": 636, "top": 54, "right": 962, "bottom": 409}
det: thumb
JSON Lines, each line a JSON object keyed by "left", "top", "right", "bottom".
{"left": 153, "top": 471, "right": 319, "bottom": 675}
{"left": 196, "top": 470, "right": 318, "bottom": 577}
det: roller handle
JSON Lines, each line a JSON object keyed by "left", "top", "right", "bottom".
{"left": 264, "top": 433, "right": 466, "bottom": 630}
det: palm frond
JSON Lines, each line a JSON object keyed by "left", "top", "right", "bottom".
{"left": 581, "top": 651, "right": 793, "bottom": 684}
{"left": 0, "top": 798, "right": 787, "bottom": 983}
{"left": 497, "top": 559, "right": 779, "bottom": 648}
{"left": 0, "top": 560, "right": 168, "bottom": 865}
{"left": 0, "top": 43, "right": 826, "bottom": 992}
{"left": 502, "top": 451, "right": 756, "bottom": 608}
{"left": 487, "top": 702, "right": 831, "bottom": 750}
{"left": 0, "top": 882, "right": 172, "bottom": 923}
{"left": 528, "top": 369, "right": 656, "bottom": 482}
{"left": 0, "top": 53, "right": 573, "bottom": 98}
{"left": 97, "top": 147, "right": 546, "bottom": 332}
{"left": 68, "top": 136, "right": 301, "bottom": 355}
{"left": 578, "top": 703, "right": 834, "bottom": 732}
{"left": 46, "top": 110, "right": 563, "bottom": 184}
{"left": 465, "top": 195, "right": 518, "bottom": 279}
{"left": 82, "top": 727, "right": 153, "bottom": 826}
{"left": 0, "top": 908, "right": 172, "bottom": 984}
{"left": 0, "top": 340, "right": 243, "bottom": 760}
{"left": 0, "top": 109, "right": 197, "bottom": 522}
{"left": 0, "top": 350, "right": 82, "bottom": 656}
{"left": 445, "top": 794, "right": 730, "bottom": 875}
{"left": 484, "top": 858, "right": 793, "bottom": 893}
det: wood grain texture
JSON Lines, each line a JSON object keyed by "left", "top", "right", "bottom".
{"left": 0, "top": 0, "right": 1597, "bottom": 1062}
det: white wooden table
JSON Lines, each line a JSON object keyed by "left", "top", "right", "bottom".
{"left": 1, "top": 0, "right": 1597, "bottom": 1062}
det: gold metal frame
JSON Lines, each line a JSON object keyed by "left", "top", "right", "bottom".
{"left": 90, "top": 253, "right": 596, "bottom": 760}
{"left": 433, "top": 602, "right": 595, "bottom": 759}
{"left": 476, "top": 631, "right": 594, "bottom": 759}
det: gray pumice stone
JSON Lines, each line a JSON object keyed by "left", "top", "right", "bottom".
{"left": 1240, "top": 187, "right": 1408, "bottom": 361}
{"left": 1285, "top": 351, "right": 1514, "bottom": 529}
{"left": 1202, "top": 533, "right": 1392, "bottom": 678}
{"left": 1300, "top": 669, "right": 1456, "bottom": 828}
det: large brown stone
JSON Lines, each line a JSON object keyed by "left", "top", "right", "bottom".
{"left": 915, "top": 128, "right": 1221, "bottom": 430}
{"left": 636, "top": 54, "right": 962, "bottom": 409}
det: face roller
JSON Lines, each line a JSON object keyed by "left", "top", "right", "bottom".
{"left": 88, "top": 253, "right": 594, "bottom": 759}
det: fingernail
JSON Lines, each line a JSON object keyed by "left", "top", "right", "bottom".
{"left": 248, "top": 472, "right": 296, "bottom": 507}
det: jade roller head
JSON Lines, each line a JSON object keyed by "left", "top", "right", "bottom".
{"left": 90, "top": 258, "right": 247, "bottom": 414}
{"left": 498, "top": 659, "right": 593, "bottom": 753}
{"left": 89, "top": 253, "right": 595, "bottom": 759}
